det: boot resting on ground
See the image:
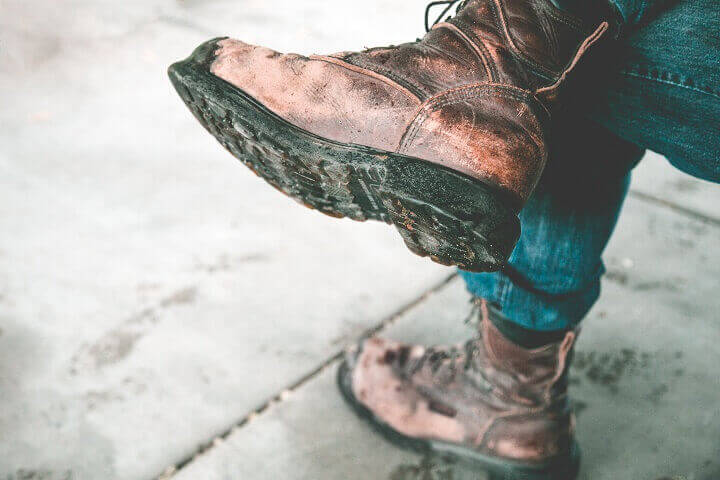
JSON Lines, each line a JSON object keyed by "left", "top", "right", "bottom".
{"left": 337, "top": 299, "right": 580, "bottom": 480}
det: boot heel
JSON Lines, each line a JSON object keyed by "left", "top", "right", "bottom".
{"left": 378, "top": 156, "right": 520, "bottom": 272}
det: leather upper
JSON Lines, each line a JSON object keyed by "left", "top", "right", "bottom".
{"left": 349, "top": 299, "right": 577, "bottom": 463}
{"left": 210, "top": 0, "right": 607, "bottom": 202}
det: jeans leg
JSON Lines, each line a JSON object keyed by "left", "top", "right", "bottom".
{"left": 593, "top": 0, "right": 720, "bottom": 181}
{"left": 607, "top": 0, "right": 678, "bottom": 30}
{"left": 460, "top": 115, "right": 645, "bottom": 331}
{"left": 462, "top": 0, "right": 719, "bottom": 330}
{"left": 565, "top": 0, "right": 720, "bottom": 181}
{"left": 559, "top": 0, "right": 682, "bottom": 36}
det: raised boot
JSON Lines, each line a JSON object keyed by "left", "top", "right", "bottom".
{"left": 168, "top": 0, "right": 608, "bottom": 272}
{"left": 337, "top": 299, "right": 580, "bottom": 480}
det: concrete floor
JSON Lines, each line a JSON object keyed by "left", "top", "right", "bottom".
{"left": 1, "top": 1, "right": 718, "bottom": 479}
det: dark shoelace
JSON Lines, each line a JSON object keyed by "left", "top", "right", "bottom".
{"left": 408, "top": 339, "right": 480, "bottom": 383}
{"left": 394, "top": 298, "right": 485, "bottom": 385}
{"left": 424, "top": 0, "right": 467, "bottom": 31}
{"left": 408, "top": 297, "right": 482, "bottom": 377}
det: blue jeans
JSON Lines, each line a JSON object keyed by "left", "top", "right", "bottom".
{"left": 461, "top": 0, "right": 720, "bottom": 331}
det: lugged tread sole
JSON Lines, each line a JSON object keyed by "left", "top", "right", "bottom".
{"left": 336, "top": 357, "right": 581, "bottom": 480}
{"left": 168, "top": 39, "right": 521, "bottom": 272}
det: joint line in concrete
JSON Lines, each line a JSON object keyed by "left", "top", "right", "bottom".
{"left": 154, "top": 273, "right": 457, "bottom": 479}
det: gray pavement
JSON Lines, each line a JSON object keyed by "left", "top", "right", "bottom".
{"left": 1, "top": 1, "right": 718, "bottom": 480}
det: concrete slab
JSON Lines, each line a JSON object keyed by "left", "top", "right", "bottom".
{"left": 171, "top": 194, "right": 720, "bottom": 480}
{"left": 156, "top": 0, "right": 421, "bottom": 55}
{"left": 0, "top": 1, "right": 446, "bottom": 479}
{"left": 171, "top": 279, "right": 480, "bottom": 480}
{"left": 631, "top": 152, "right": 720, "bottom": 224}
{"left": 2, "top": 0, "right": 719, "bottom": 479}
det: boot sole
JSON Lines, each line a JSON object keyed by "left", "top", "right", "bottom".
{"left": 168, "top": 39, "right": 521, "bottom": 272}
{"left": 337, "top": 359, "right": 581, "bottom": 480}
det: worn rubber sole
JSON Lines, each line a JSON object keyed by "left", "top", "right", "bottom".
{"left": 337, "top": 358, "right": 580, "bottom": 480}
{"left": 168, "top": 39, "right": 521, "bottom": 272}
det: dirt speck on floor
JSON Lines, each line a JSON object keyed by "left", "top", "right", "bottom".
{"left": 389, "top": 456, "right": 456, "bottom": 480}
{"left": 6, "top": 469, "right": 74, "bottom": 480}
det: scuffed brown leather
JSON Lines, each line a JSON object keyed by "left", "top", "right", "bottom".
{"left": 210, "top": 0, "right": 607, "bottom": 202}
{"left": 398, "top": 84, "right": 547, "bottom": 200}
{"left": 352, "top": 338, "right": 467, "bottom": 443}
{"left": 348, "top": 300, "right": 577, "bottom": 464}
{"left": 211, "top": 40, "right": 420, "bottom": 152}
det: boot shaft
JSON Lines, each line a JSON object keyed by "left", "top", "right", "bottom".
{"left": 451, "top": 0, "right": 597, "bottom": 88}
{"left": 476, "top": 299, "right": 577, "bottom": 406}
{"left": 342, "top": 0, "right": 609, "bottom": 107}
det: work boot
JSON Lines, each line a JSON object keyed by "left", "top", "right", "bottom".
{"left": 337, "top": 299, "right": 580, "bottom": 480}
{"left": 168, "top": 0, "right": 608, "bottom": 272}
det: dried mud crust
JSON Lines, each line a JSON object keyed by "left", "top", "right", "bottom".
{"left": 336, "top": 357, "right": 581, "bottom": 480}
{"left": 168, "top": 39, "right": 521, "bottom": 272}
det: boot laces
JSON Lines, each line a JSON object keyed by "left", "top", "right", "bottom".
{"left": 408, "top": 338, "right": 480, "bottom": 383}
{"left": 406, "top": 297, "right": 482, "bottom": 381}
{"left": 424, "top": 0, "right": 468, "bottom": 32}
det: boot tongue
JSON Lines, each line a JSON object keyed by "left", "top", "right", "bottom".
{"left": 448, "top": 0, "right": 607, "bottom": 90}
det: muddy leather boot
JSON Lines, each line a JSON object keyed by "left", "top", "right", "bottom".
{"left": 337, "top": 300, "right": 580, "bottom": 480}
{"left": 168, "top": 0, "right": 608, "bottom": 272}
